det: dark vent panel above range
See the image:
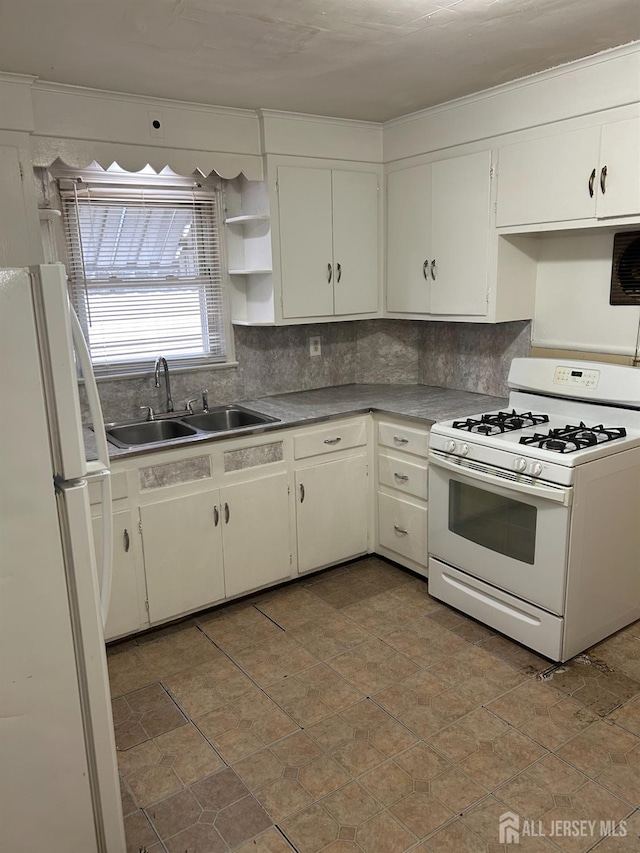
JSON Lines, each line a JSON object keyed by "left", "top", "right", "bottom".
{"left": 610, "top": 231, "right": 640, "bottom": 305}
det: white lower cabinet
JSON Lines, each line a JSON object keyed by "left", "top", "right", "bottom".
{"left": 377, "top": 493, "right": 428, "bottom": 568}
{"left": 140, "top": 491, "right": 225, "bottom": 624}
{"left": 93, "top": 508, "right": 147, "bottom": 641}
{"left": 295, "top": 454, "right": 369, "bottom": 574}
{"left": 221, "top": 472, "right": 291, "bottom": 597}
{"left": 375, "top": 418, "right": 430, "bottom": 576}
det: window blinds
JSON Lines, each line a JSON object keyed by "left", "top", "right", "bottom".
{"left": 60, "top": 180, "right": 226, "bottom": 375}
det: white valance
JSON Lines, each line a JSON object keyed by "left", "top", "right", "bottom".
{"left": 30, "top": 136, "right": 263, "bottom": 180}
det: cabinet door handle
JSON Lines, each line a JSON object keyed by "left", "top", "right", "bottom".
{"left": 394, "top": 472, "right": 409, "bottom": 482}
{"left": 327, "top": 263, "right": 333, "bottom": 283}
{"left": 123, "top": 528, "right": 130, "bottom": 552}
{"left": 213, "top": 505, "right": 219, "bottom": 526}
{"left": 393, "top": 435, "right": 409, "bottom": 445}
{"left": 299, "top": 483, "right": 305, "bottom": 503}
{"left": 394, "top": 525, "right": 409, "bottom": 535}
{"left": 430, "top": 259, "right": 437, "bottom": 281}
{"left": 600, "top": 165, "right": 608, "bottom": 194}
{"left": 323, "top": 437, "right": 342, "bottom": 445}
{"left": 588, "top": 168, "right": 596, "bottom": 198}
{"left": 336, "top": 262, "right": 342, "bottom": 283}
{"left": 224, "top": 502, "right": 230, "bottom": 524}
{"left": 423, "top": 260, "right": 429, "bottom": 280}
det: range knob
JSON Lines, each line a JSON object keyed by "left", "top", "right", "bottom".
{"left": 514, "top": 457, "right": 527, "bottom": 473}
{"left": 445, "top": 440, "right": 457, "bottom": 453}
{"left": 459, "top": 443, "right": 469, "bottom": 457}
{"left": 529, "top": 462, "right": 543, "bottom": 477}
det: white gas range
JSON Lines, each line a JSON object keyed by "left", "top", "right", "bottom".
{"left": 428, "top": 358, "right": 640, "bottom": 662}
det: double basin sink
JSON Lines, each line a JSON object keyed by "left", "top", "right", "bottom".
{"left": 105, "top": 405, "right": 279, "bottom": 449}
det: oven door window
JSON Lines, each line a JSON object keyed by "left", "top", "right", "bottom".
{"left": 449, "top": 480, "right": 536, "bottom": 564}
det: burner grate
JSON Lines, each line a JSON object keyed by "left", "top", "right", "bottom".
{"left": 519, "top": 422, "right": 627, "bottom": 453}
{"left": 452, "top": 409, "right": 549, "bottom": 435}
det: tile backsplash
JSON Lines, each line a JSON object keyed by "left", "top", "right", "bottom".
{"left": 84, "top": 319, "right": 532, "bottom": 423}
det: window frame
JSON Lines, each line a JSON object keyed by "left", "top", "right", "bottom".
{"left": 55, "top": 164, "right": 234, "bottom": 379}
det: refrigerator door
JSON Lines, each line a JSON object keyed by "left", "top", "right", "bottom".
{"left": 33, "top": 264, "right": 113, "bottom": 624}
{"left": 0, "top": 267, "right": 125, "bottom": 852}
{"left": 56, "top": 478, "right": 125, "bottom": 853}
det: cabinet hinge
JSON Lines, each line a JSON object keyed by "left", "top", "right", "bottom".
{"left": 144, "top": 599, "right": 150, "bottom": 613}
{"left": 138, "top": 519, "right": 143, "bottom": 534}
{"left": 290, "top": 553, "right": 293, "bottom": 565}
{"left": 18, "top": 161, "right": 24, "bottom": 181}
{"left": 490, "top": 164, "right": 495, "bottom": 179}
{"left": 287, "top": 484, "right": 290, "bottom": 495}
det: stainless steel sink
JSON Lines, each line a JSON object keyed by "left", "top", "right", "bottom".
{"left": 106, "top": 419, "right": 198, "bottom": 448}
{"left": 180, "top": 406, "right": 279, "bottom": 432}
{"left": 104, "top": 405, "right": 279, "bottom": 448}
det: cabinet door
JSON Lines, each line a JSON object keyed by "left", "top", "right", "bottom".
{"left": 496, "top": 127, "right": 600, "bottom": 226}
{"left": 93, "top": 509, "right": 145, "bottom": 641}
{"left": 278, "top": 166, "right": 334, "bottom": 319}
{"left": 140, "top": 491, "right": 224, "bottom": 623}
{"left": 296, "top": 455, "right": 368, "bottom": 574}
{"left": 596, "top": 118, "right": 640, "bottom": 219}
{"left": 332, "top": 170, "right": 379, "bottom": 315}
{"left": 222, "top": 472, "right": 291, "bottom": 598}
{"left": 386, "top": 164, "right": 431, "bottom": 313}
{"left": 430, "top": 151, "right": 491, "bottom": 315}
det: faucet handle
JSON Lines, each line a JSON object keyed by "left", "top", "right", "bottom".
{"left": 140, "top": 405, "right": 155, "bottom": 421}
{"left": 202, "top": 389, "right": 209, "bottom": 413}
{"left": 185, "top": 398, "right": 198, "bottom": 414}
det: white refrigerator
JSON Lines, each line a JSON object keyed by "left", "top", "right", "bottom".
{"left": 0, "top": 265, "right": 126, "bottom": 852}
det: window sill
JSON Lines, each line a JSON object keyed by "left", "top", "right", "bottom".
{"left": 79, "top": 361, "right": 240, "bottom": 384}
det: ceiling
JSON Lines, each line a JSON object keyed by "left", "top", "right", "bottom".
{"left": 1, "top": 0, "right": 639, "bottom": 122}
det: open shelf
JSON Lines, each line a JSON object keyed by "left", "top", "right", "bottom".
{"left": 228, "top": 268, "right": 272, "bottom": 276}
{"left": 225, "top": 214, "right": 270, "bottom": 225}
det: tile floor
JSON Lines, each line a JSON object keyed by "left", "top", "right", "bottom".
{"left": 109, "top": 556, "right": 640, "bottom": 852}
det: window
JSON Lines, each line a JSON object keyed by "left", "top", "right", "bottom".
{"left": 59, "top": 170, "right": 228, "bottom": 376}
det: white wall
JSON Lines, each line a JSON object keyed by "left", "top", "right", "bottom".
{"left": 532, "top": 232, "right": 640, "bottom": 356}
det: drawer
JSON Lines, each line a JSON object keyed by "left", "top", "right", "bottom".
{"left": 294, "top": 420, "right": 367, "bottom": 460}
{"left": 378, "top": 492, "right": 428, "bottom": 567}
{"left": 378, "top": 421, "right": 429, "bottom": 458}
{"left": 378, "top": 451, "right": 428, "bottom": 501}
{"left": 89, "top": 470, "right": 128, "bottom": 504}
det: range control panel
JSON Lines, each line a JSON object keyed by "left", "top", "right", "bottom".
{"left": 553, "top": 365, "right": 600, "bottom": 389}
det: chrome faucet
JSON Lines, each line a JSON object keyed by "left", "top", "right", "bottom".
{"left": 154, "top": 356, "right": 174, "bottom": 413}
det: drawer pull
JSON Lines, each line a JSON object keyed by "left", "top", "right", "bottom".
{"left": 323, "top": 437, "right": 342, "bottom": 445}
{"left": 393, "top": 436, "right": 409, "bottom": 445}
{"left": 213, "top": 505, "right": 219, "bottom": 526}
{"left": 299, "top": 483, "right": 305, "bottom": 503}
{"left": 394, "top": 472, "right": 409, "bottom": 482}
{"left": 123, "top": 528, "right": 130, "bottom": 552}
{"left": 394, "top": 525, "right": 409, "bottom": 535}
{"left": 224, "top": 502, "right": 230, "bottom": 524}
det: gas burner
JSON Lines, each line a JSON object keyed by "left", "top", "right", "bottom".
{"left": 519, "top": 422, "right": 627, "bottom": 453}
{"left": 452, "top": 409, "right": 549, "bottom": 435}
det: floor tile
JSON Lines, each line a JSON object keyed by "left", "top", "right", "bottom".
{"left": 327, "top": 638, "right": 421, "bottom": 693}
{"left": 233, "top": 826, "right": 297, "bottom": 852}
{"left": 231, "top": 635, "right": 319, "bottom": 686}
{"left": 389, "top": 790, "right": 453, "bottom": 839}
{"left": 136, "top": 627, "right": 221, "bottom": 678}
{"left": 265, "top": 665, "right": 362, "bottom": 726}
{"left": 113, "top": 683, "right": 187, "bottom": 749}
{"left": 123, "top": 809, "right": 161, "bottom": 853}
{"left": 162, "top": 653, "right": 254, "bottom": 716}
{"left": 108, "top": 648, "right": 157, "bottom": 698}
{"left": 256, "top": 588, "right": 337, "bottom": 632}
{"left": 487, "top": 679, "right": 598, "bottom": 749}
{"left": 428, "top": 645, "right": 526, "bottom": 704}
{"left": 478, "top": 633, "right": 551, "bottom": 677}
{"left": 199, "top": 605, "right": 284, "bottom": 652}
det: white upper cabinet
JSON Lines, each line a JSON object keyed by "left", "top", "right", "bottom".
{"left": 278, "top": 165, "right": 380, "bottom": 321}
{"left": 386, "top": 151, "right": 491, "bottom": 317}
{"left": 430, "top": 152, "right": 491, "bottom": 316}
{"left": 386, "top": 164, "right": 431, "bottom": 313}
{"left": 496, "top": 118, "right": 640, "bottom": 227}
{"left": 597, "top": 119, "right": 640, "bottom": 219}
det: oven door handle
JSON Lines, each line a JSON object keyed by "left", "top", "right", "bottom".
{"left": 429, "top": 451, "right": 572, "bottom": 506}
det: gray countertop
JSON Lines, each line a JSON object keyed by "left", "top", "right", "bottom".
{"left": 87, "top": 383, "right": 508, "bottom": 461}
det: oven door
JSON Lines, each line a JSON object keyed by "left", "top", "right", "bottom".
{"left": 428, "top": 451, "right": 572, "bottom": 614}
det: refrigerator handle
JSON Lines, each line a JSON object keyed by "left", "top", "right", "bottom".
{"left": 69, "top": 307, "right": 114, "bottom": 627}
{"left": 69, "top": 307, "right": 110, "bottom": 470}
